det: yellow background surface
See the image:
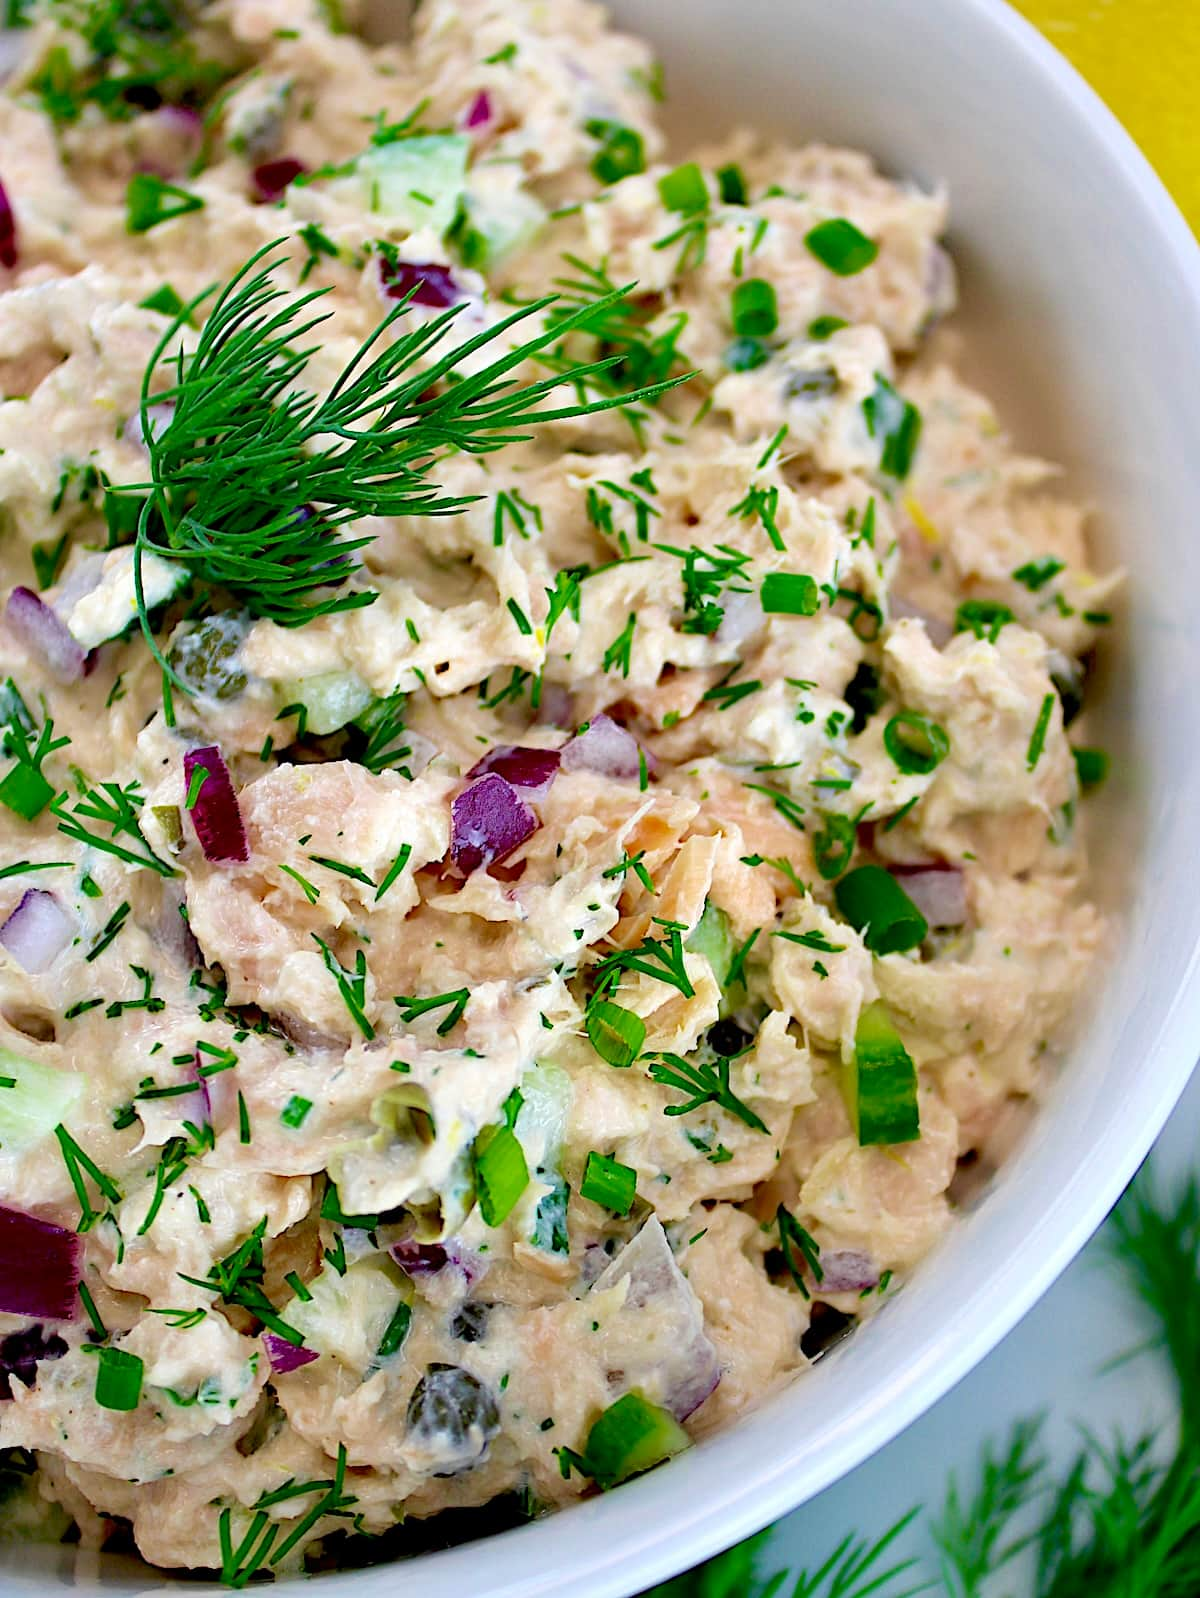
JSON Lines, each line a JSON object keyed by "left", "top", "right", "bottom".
{"left": 1014, "top": 0, "right": 1199, "bottom": 228}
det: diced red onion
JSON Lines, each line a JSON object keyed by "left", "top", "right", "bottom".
{"left": 816, "top": 1249, "right": 879, "bottom": 1294}
{"left": 561, "top": 712, "right": 641, "bottom": 781}
{"left": 0, "top": 175, "right": 15, "bottom": 271}
{"left": 467, "top": 745, "right": 561, "bottom": 800}
{"left": 251, "top": 157, "right": 308, "bottom": 204}
{"left": 378, "top": 255, "right": 464, "bottom": 309}
{"left": 0, "top": 1205, "right": 80, "bottom": 1320}
{"left": 889, "top": 594, "right": 952, "bottom": 650}
{"left": 157, "top": 883, "right": 203, "bottom": 970}
{"left": 6, "top": 586, "right": 87, "bottom": 683}
{"left": 51, "top": 552, "right": 105, "bottom": 616}
{"left": 450, "top": 773, "right": 538, "bottom": 874}
{"left": 461, "top": 91, "right": 493, "bottom": 130}
{"left": 263, "top": 1332, "right": 319, "bottom": 1374}
{"left": 183, "top": 745, "right": 249, "bottom": 864}
{"left": 123, "top": 400, "right": 175, "bottom": 452}
{"left": 0, "top": 890, "right": 75, "bottom": 975}
{"left": 1, "top": 1323, "right": 68, "bottom": 1401}
{"left": 391, "top": 1238, "right": 484, "bottom": 1287}
{"left": 890, "top": 864, "right": 967, "bottom": 928}
{"left": 591, "top": 1216, "right": 721, "bottom": 1421}
{"left": 182, "top": 1050, "right": 212, "bottom": 1123}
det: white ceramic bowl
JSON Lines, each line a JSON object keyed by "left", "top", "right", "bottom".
{"left": 8, "top": 2, "right": 1200, "bottom": 1594}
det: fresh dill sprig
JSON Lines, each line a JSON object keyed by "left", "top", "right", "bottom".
{"left": 51, "top": 779, "right": 175, "bottom": 877}
{"left": 124, "top": 244, "right": 684, "bottom": 684}
{"left": 592, "top": 924, "right": 696, "bottom": 1000}
{"left": 542, "top": 254, "right": 690, "bottom": 401}
{"left": 649, "top": 1051, "right": 768, "bottom": 1133}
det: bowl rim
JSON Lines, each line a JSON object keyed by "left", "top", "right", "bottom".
{"left": 340, "top": 4, "right": 1200, "bottom": 1592}
{"left": 9, "top": 4, "right": 1200, "bottom": 1596}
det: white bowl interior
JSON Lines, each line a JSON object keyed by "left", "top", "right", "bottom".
{"left": 7, "top": 2, "right": 1200, "bottom": 1595}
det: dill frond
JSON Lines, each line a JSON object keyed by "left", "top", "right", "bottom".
{"left": 124, "top": 242, "right": 685, "bottom": 679}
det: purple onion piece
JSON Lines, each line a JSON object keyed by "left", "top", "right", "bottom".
{"left": 263, "top": 1332, "right": 319, "bottom": 1374}
{"left": 450, "top": 773, "right": 538, "bottom": 874}
{"left": 462, "top": 90, "right": 492, "bottom": 129}
{"left": 889, "top": 864, "right": 967, "bottom": 929}
{"left": 251, "top": 157, "right": 308, "bottom": 204}
{"left": 815, "top": 1249, "right": 880, "bottom": 1294}
{"left": 591, "top": 1216, "right": 721, "bottom": 1421}
{"left": 467, "top": 745, "right": 561, "bottom": 800}
{"left": 6, "top": 586, "right": 86, "bottom": 683}
{"left": 561, "top": 712, "right": 642, "bottom": 781}
{"left": 184, "top": 745, "right": 249, "bottom": 864}
{"left": 183, "top": 1050, "right": 212, "bottom": 1123}
{"left": 0, "top": 890, "right": 75, "bottom": 975}
{"left": 378, "top": 255, "right": 464, "bottom": 309}
{"left": 0, "top": 1205, "right": 80, "bottom": 1320}
{"left": 390, "top": 1237, "right": 484, "bottom": 1287}
{"left": 0, "top": 176, "right": 15, "bottom": 271}
{"left": 534, "top": 682, "right": 574, "bottom": 729}
{"left": 157, "top": 883, "right": 203, "bottom": 970}
{"left": 0, "top": 1323, "right": 68, "bottom": 1401}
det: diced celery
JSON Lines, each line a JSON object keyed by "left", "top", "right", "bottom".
{"left": 453, "top": 174, "right": 546, "bottom": 270}
{"left": 583, "top": 1391, "right": 690, "bottom": 1488}
{"left": 64, "top": 550, "right": 186, "bottom": 648}
{"left": 0, "top": 1048, "right": 84, "bottom": 1154}
{"left": 336, "top": 134, "right": 470, "bottom": 235}
{"left": 278, "top": 670, "right": 374, "bottom": 736}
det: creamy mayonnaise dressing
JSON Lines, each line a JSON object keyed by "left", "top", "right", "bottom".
{"left": 0, "top": 0, "right": 1112, "bottom": 1575}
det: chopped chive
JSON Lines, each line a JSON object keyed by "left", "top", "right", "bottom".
{"left": 730, "top": 277, "right": 777, "bottom": 337}
{"left": 777, "top": 1204, "right": 823, "bottom": 1297}
{"left": 581, "top": 1151, "right": 637, "bottom": 1216}
{"left": 586, "top": 118, "right": 646, "bottom": 184}
{"left": 955, "top": 599, "right": 1013, "bottom": 642}
{"left": 506, "top": 597, "right": 533, "bottom": 636}
{"left": 394, "top": 987, "right": 468, "bottom": 1035}
{"left": 808, "top": 314, "right": 849, "bottom": 340}
{"left": 862, "top": 374, "right": 921, "bottom": 480}
{"left": 1026, "top": 693, "right": 1055, "bottom": 771}
{"left": 307, "top": 854, "right": 374, "bottom": 887}
{"left": 237, "top": 1091, "right": 251, "bottom": 1144}
{"left": 374, "top": 842, "right": 412, "bottom": 902}
{"left": 804, "top": 217, "right": 879, "bottom": 276}
{"left": 1013, "top": 555, "right": 1065, "bottom": 591}
{"left": 138, "top": 283, "right": 187, "bottom": 320}
{"left": 761, "top": 572, "right": 819, "bottom": 616}
{"left": 724, "top": 335, "right": 769, "bottom": 371}
{"left": 184, "top": 763, "right": 209, "bottom": 810}
{"left": 277, "top": 862, "right": 320, "bottom": 904}
{"left": 585, "top": 999, "right": 645, "bottom": 1067}
{"left": 125, "top": 172, "right": 204, "bottom": 233}
{"left": 883, "top": 712, "right": 950, "bottom": 776}
{"left": 78, "top": 1280, "right": 107, "bottom": 1341}
{"left": 376, "top": 1299, "right": 412, "bottom": 1359}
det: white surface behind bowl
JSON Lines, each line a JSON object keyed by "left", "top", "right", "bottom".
{"left": 6, "top": 1, "right": 1200, "bottom": 1593}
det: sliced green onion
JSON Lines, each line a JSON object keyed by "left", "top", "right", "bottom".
{"left": 0, "top": 1049, "right": 83, "bottom": 1153}
{"left": 804, "top": 217, "right": 879, "bottom": 276}
{"left": 585, "top": 999, "right": 646, "bottom": 1068}
{"left": 582, "top": 1391, "right": 690, "bottom": 1489}
{"left": 808, "top": 314, "right": 849, "bottom": 340}
{"left": 843, "top": 1000, "right": 920, "bottom": 1146}
{"left": 761, "top": 572, "right": 819, "bottom": 616}
{"left": 279, "top": 1095, "right": 311, "bottom": 1129}
{"left": 834, "top": 864, "right": 927, "bottom": 955}
{"left": 581, "top": 1151, "right": 637, "bottom": 1216}
{"left": 586, "top": 119, "right": 646, "bottom": 184}
{"left": 658, "top": 162, "right": 708, "bottom": 213}
{"left": 724, "top": 335, "right": 769, "bottom": 372}
{"left": 1026, "top": 693, "right": 1055, "bottom": 771}
{"left": 883, "top": 712, "right": 950, "bottom": 776}
{"left": 812, "top": 812, "right": 856, "bottom": 881}
{"left": 138, "top": 283, "right": 187, "bottom": 320}
{"left": 1073, "top": 746, "right": 1108, "bottom": 790}
{"left": 716, "top": 163, "right": 747, "bottom": 205}
{"left": 730, "top": 277, "right": 777, "bottom": 337}
{"left": 375, "top": 1299, "right": 412, "bottom": 1359}
{"left": 473, "top": 1123, "right": 529, "bottom": 1227}
{"left": 95, "top": 1346, "right": 144, "bottom": 1412}
{"left": 0, "top": 762, "right": 54, "bottom": 821}
{"left": 685, "top": 901, "right": 734, "bottom": 987}
{"left": 862, "top": 374, "right": 921, "bottom": 480}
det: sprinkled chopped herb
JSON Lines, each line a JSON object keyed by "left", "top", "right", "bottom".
{"left": 586, "top": 118, "right": 645, "bottom": 184}
{"left": 394, "top": 987, "right": 469, "bottom": 1035}
{"left": 804, "top": 217, "right": 879, "bottom": 276}
{"left": 955, "top": 599, "right": 1014, "bottom": 642}
{"left": 126, "top": 173, "right": 204, "bottom": 234}
{"left": 649, "top": 1052, "right": 767, "bottom": 1133}
{"left": 730, "top": 277, "right": 778, "bottom": 337}
{"left": 312, "top": 936, "right": 374, "bottom": 1040}
{"left": 862, "top": 374, "right": 921, "bottom": 480}
{"left": 1013, "top": 555, "right": 1066, "bottom": 591}
{"left": 761, "top": 572, "right": 819, "bottom": 616}
{"left": 884, "top": 712, "right": 950, "bottom": 776}
{"left": 777, "top": 1204, "right": 823, "bottom": 1297}
{"left": 1027, "top": 692, "right": 1056, "bottom": 771}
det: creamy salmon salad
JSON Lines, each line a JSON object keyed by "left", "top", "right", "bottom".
{"left": 0, "top": 0, "right": 1117, "bottom": 1579}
